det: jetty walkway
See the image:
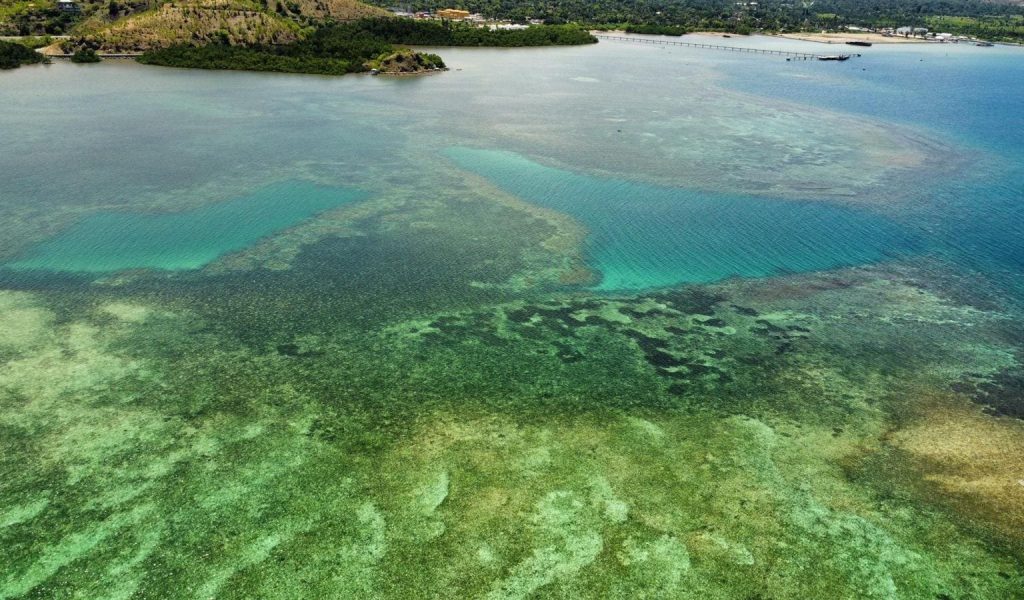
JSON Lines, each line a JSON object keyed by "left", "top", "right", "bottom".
{"left": 47, "top": 53, "right": 143, "bottom": 59}
{"left": 594, "top": 34, "right": 824, "bottom": 60}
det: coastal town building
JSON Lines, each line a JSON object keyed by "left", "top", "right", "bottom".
{"left": 436, "top": 9, "right": 470, "bottom": 20}
{"left": 56, "top": 0, "right": 80, "bottom": 12}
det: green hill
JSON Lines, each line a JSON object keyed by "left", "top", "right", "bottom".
{"left": 68, "top": 0, "right": 301, "bottom": 52}
{"left": 266, "top": 0, "right": 388, "bottom": 22}
{"left": 1, "top": 0, "right": 388, "bottom": 49}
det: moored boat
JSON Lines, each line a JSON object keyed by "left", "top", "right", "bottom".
{"left": 818, "top": 54, "right": 851, "bottom": 61}
{"left": 846, "top": 40, "right": 872, "bottom": 47}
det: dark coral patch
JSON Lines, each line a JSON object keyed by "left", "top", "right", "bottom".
{"left": 654, "top": 288, "right": 726, "bottom": 315}
{"left": 648, "top": 349, "right": 684, "bottom": 368}
{"left": 954, "top": 367, "right": 1024, "bottom": 419}
{"left": 731, "top": 304, "right": 759, "bottom": 317}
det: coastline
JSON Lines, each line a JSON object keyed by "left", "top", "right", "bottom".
{"left": 592, "top": 29, "right": 738, "bottom": 38}
{"left": 376, "top": 67, "right": 448, "bottom": 76}
{"left": 772, "top": 32, "right": 927, "bottom": 44}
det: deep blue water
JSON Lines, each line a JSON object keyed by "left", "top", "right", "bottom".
{"left": 727, "top": 45, "right": 1024, "bottom": 291}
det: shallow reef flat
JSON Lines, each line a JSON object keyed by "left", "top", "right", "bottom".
{"left": 426, "top": 49, "right": 960, "bottom": 207}
{"left": 2, "top": 46, "right": 1023, "bottom": 599}
{"left": 2, "top": 256, "right": 1023, "bottom": 598}
{"left": 205, "top": 158, "right": 591, "bottom": 289}
{"left": 0, "top": 51, "right": 964, "bottom": 268}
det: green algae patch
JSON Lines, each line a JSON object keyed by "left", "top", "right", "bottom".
{"left": 5, "top": 181, "right": 368, "bottom": 273}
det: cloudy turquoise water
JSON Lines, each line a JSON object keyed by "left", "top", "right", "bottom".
{"left": 446, "top": 147, "right": 918, "bottom": 290}
{"left": 3, "top": 40, "right": 1019, "bottom": 293}
{"left": 723, "top": 40, "right": 1024, "bottom": 292}
{"left": 6, "top": 181, "right": 366, "bottom": 272}
{"left": 1, "top": 36, "right": 1024, "bottom": 600}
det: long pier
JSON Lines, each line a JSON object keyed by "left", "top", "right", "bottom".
{"left": 46, "top": 53, "right": 143, "bottom": 59}
{"left": 594, "top": 34, "right": 824, "bottom": 60}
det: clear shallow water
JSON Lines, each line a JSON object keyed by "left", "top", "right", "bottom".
{"left": 2, "top": 41, "right": 1018, "bottom": 291}
{"left": 2, "top": 38, "right": 1024, "bottom": 600}
{"left": 6, "top": 181, "right": 366, "bottom": 272}
{"left": 446, "top": 147, "right": 918, "bottom": 290}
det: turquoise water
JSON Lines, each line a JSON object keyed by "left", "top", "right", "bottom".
{"left": 0, "top": 42, "right": 1019, "bottom": 290}
{"left": 6, "top": 181, "right": 366, "bottom": 272}
{"left": 2, "top": 38, "right": 1024, "bottom": 600}
{"left": 446, "top": 147, "right": 918, "bottom": 290}
{"left": 722, "top": 43, "right": 1024, "bottom": 294}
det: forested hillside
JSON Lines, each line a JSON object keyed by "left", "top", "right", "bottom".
{"left": 366, "top": 0, "right": 1024, "bottom": 40}
{"left": 0, "top": 0, "right": 386, "bottom": 36}
{"left": 138, "top": 17, "right": 593, "bottom": 74}
{"left": 67, "top": 0, "right": 301, "bottom": 52}
{"left": 3, "top": 0, "right": 1022, "bottom": 46}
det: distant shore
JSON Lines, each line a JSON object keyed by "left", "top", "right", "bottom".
{"left": 593, "top": 30, "right": 929, "bottom": 44}
{"left": 773, "top": 32, "right": 926, "bottom": 44}
{"left": 593, "top": 29, "right": 738, "bottom": 38}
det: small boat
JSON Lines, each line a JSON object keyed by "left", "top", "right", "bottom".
{"left": 845, "top": 40, "right": 872, "bottom": 47}
{"left": 723, "top": 34, "right": 731, "bottom": 38}
{"left": 975, "top": 41, "right": 994, "bottom": 47}
{"left": 818, "top": 54, "right": 851, "bottom": 61}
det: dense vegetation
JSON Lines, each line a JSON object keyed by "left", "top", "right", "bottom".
{"left": 138, "top": 22, "right": 390, "bottom": 74}
{"left": 139, "top": 44, "right": 355, "bottom": 73}
{"left": 364, "top": 0, "right": 1024, "bottom": 41}
{"left": 139, "top": 17, "right": 589, "bottom": 75}
{"left": 139, "top": 19, "right": 449, "bottom": 75}
{"left": 0, "top": 38, "right": 44, "bottom": 68}
{"left": 925, "top": 14, "right": 1024, "bottom": 41}
{"left": 70, "top": 47, "right": 100, "bottom": 61}
{"left": 372, "top": 47, "right": 445, "bottom": 72}
{"left": 339, "top": 16, "right": 596, "bottom": 46}
{"left": 622, "top": 23, "right": 689, "bottom": 36}
{"left": 5, "top": 0, "right": 1024, "bottom": 42}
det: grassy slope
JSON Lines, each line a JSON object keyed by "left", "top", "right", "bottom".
{"left": 0, "top": 0, "right": 47, "bottom": 21}
{"left": 268, "top": 0, "right": 388, "bottom": 21}
{"left": 62, "top": 0, "right": 387, "bottom": 52}
{"left": 68, "top": 0, "right": 301, "bottom": 52}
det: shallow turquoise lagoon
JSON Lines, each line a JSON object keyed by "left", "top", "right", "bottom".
{"left": 6, "top": 181, "right": 366, "bottom": 272}
{"left": 447, "top": 147, "right": 919, "bottom": 290}
{"left": 1, "top": 38, "right": 1024, "bottom": 600}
